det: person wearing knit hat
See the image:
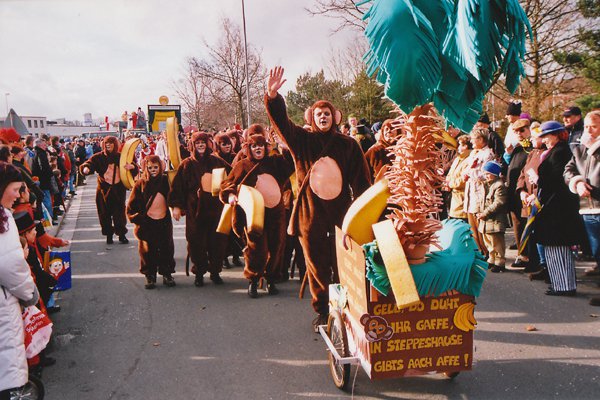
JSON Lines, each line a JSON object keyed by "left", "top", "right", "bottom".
{"left": 80, "top": 136, "right": 137, "bottom": 244}
{"left": 220, "top": 133, "right": 294, "bottom": 298}
{"left": 0, "top": 162, "right": 39, "bottom": 395}
{"left": 477, "top": 160, "right": 508, "bottom": 272}
{"left": 168, "top": 131, "right": 231, "bottom": 287}
{"left": 475, "top": 113, "right": 505, "bottom": 159}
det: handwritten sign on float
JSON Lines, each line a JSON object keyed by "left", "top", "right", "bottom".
{"left": 334, "top": 227, "right": 474, "bottom": 380}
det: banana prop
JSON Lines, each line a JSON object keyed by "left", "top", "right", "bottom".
{"left": 433, "top": 131, "right": 458, "bottom": 150}
{"left": 238, "top": 184, "right": 265, "bottom": 236}
{"left": 212, "top": 168, "right": 226, "bottom": 197}
{"left": 119, "top": 138, "right": 141, "bottom": 190}
{"left": 341, "top": 178, "right": 391, "bottom": 245}
{"left": 453, "top": 302, "right": 477, "bottom": 332}
{"left": 372, "top": 220, "right": 420, "bottom": 308}
{"left": 216, "top": 203, "right": 233, "bottom": 234}
{"left": 166, "top": 116, "right": 182, "bottom": 170}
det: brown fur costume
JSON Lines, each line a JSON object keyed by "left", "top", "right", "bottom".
{"left": 265, "top": 94, "right": 372, "bottom": 315}
{"left": 214, "top": 132, "right": 235, "bottom": 165}
{"left": 80, "top": 136, "right": 137, "bottom": 237}
{"left": 127, "top": 155, "right": 175, "bottom": 278}
{"left": 168, "top": 132, "right": 230, "bottom": 277}
{"left": 220, "top": 135, "right": 294, "bottom": 282}
{"left": 364, "top": 120, "right": 397, "bottom": 179}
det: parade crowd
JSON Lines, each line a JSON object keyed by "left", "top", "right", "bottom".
{"left": 1, "top": 67, "right": 599, "bottom": 397}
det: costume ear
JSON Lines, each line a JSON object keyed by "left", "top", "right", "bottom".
{"left": 335, "top": 110, "right": 342, "bottom": 125}
{"left": 304, "top": 107, "right": 313, "bottom": 125}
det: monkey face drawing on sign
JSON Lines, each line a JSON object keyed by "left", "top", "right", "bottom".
{"left": 49, "top": 258, "right": 67, "bottom": 279}
{"left": 360, "top": 314, "right": 393, "bottom": 343}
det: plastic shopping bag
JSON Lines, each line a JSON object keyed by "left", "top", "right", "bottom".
{"left": 22, "top": 306, "right": 53, "bottom": 358}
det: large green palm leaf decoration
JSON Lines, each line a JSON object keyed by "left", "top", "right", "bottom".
{"left": 359, "top": 0, "right": 531, "bottom": 132}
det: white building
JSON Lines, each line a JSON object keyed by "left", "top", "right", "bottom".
{"left": 20, "top": 115, "right": 48, "bottom": 136}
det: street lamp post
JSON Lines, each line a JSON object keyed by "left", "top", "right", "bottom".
{"left": 241, "top": 0, "right": 251, "bottom": 128}
{"left": 4, "top": 92, "right": 9, "bottom": 115}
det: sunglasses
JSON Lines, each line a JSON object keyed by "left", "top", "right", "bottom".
{"left": 516, "top": 127, "right": 528, "bottom": 133}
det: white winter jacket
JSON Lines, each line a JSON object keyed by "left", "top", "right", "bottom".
{"left": 0, "top": 208, "right": 38, "bottom": 392}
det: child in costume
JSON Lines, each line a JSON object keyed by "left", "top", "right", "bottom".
{"left": 127, "top": 155, "right": 176, "bottom": 289}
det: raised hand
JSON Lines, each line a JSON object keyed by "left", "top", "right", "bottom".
{"left": 267, "top": 66, "right": 287, "bottom": 99}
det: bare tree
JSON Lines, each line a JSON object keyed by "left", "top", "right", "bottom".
{"left": 327, "top": 36, "right": 369, "bottom": 84}
{"left": 190, "top": 17, "right": 268, "bottom": 129}
{"left": 490, "top": 0, "right": 588, "bottom": 119}
{"left": 305, "top": 0, "right": 368, "bottom": 33}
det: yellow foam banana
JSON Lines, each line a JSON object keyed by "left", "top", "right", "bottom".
{"left": 238, "top": 184, "right": 264, "bottom": 236}
{"left": 372, "top": 220, "right": 420, "bottom": 308}
{"left": 119, "top": 138, "right": 140, "bottom": 190}
{"left": 453, "top": 302, "right": 476, "bottom": 332}
{"left": 341, "top": 178, "right": 390, "bottom": 245}
{"left": 166, "top": 116, "right": 182, "bottom": 169}
{"left": 212, "top": 168, "right": 226, "bottom": 197}
{"left": 433, "top": 131, "right": 458, "bottom": 150}
{"left": 216, "top": 203, "right": 233, "bottom": 234}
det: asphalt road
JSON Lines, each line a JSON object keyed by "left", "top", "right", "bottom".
{"left": 43, "top": 183, "right": 600, "bottom": 400}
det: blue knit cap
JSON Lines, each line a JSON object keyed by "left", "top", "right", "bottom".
{"left": 483, "top": 161, "right": 502, "bottom": 176}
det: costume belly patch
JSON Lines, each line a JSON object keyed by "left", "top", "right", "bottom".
{"left": 255, "top": 173, "right": 281, "bottom": 208}
{"left": 104, "top": 164, "right": 121, "bottom": 184}
{"left": 309, "top": 156, "right": 342, "bottom": 200}
{"left": 200, "top": 173, "right": 213, "bottom": 193}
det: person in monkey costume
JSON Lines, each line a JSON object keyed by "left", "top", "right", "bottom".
{"left": 80, "top": 136, "right": 137, "bottom": 244}
{"left": 127, "top": 155, "right": 176, "bottom": 289}
{"left": 364, "top": 119, "right": 401, "bottom": 180}
{"left": 220, "top": 134, "right": 294, "bottom": 298}
{"left": 265, "top": 66, "right": 372, "bottom": 331}
{"left": 168, "top": 132, "right": 230, "bottom": 286}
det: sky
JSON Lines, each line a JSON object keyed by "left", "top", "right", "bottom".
{"left": 0, "top": 0, "right": 359, "bottom": 122}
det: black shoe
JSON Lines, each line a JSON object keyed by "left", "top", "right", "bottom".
{"left": 529, "top": 267, "right": 548, "bottom": 281}
{"left": 248, "top": 280, "right": 258, "bottom": 298}
{"left": 490, "top": 264, "right": 506, "bottom": 273}
{"left": 312, "top": 313, "right": 329, "bottom": 333}
{"left": 545, "top": 289, "right": 576, "bottom": 297}
{"left": 118, "top": 235, "right": 129, "bottom": 244}
{"left": 267, "top": 282, "right": 279, "bottom": 295}
{"left": 52, "top": 219, "right": 58, "bottom": 226}
{"left": 54, "top": 209, "right": 64, "bottom": 216}
{"left": 509, "top": 243, "right": 518, "bottom": 250}
{"left": 47, "top": 305, "right": 61, "bottom": 314}
{"left": 145, "top": 275, "right": 156, "bottom": 289}
{"left": 69, "top": 191, "right": 77, "bottom": 196}
{"left": 487, "top": 263, "right": 494, "bottom": 270}
{"left": 223, "top": 258, "right": 232, "bottom": 269}
{"left": 40, "top": 356, "right": 56, "bottom": 367}
{"left": 232, "top": 256, "right": 243, "bottom": 267}
{"left": 163, "top": 274, "right": 176, "bottom": 287}
{"left": 511, "top": 258, "right": 528, "bottom": 268}
{"left": 210, "top": 274, "right": 224, "bottom": 285}
{"left": 194, "top": 275, "right": 204, "bottom": 287}
{"left": 106, "top": 235, "right": 114, "bottom": 244}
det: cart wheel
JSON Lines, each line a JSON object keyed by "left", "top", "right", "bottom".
{"left": 444, "top": 371, "right": 460, "bottom": 380}
{"left": 10, "top": 375, "right": 45, "bottom": 400}
{"left": 327, "top": 310, "right": 351, "bottom": 390}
